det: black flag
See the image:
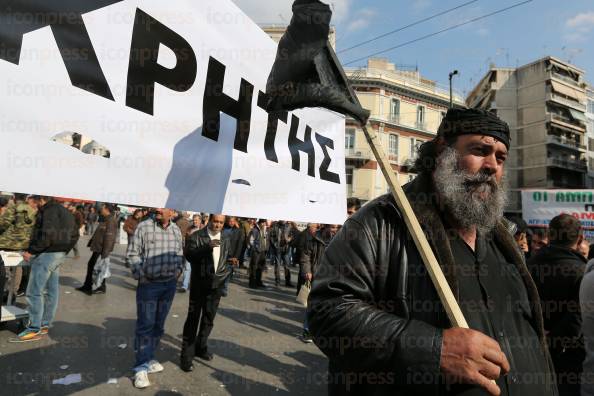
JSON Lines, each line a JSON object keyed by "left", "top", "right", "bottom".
{"left": 265, "top": 0, "right": 370, "bottom": 125}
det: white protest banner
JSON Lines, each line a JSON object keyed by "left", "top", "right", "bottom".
{"left": 0, "top": 0, "right": 347, "bottom": 224}
{"left": 522, "top": 189, "right": 594, "bottom": 238}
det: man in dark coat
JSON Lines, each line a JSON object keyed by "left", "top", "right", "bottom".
{"left": 180, "top": 214, "right": 233, "bottom": 371}
{"left": 270, "top": 220, "right": 295, "bottom": 287}
{"left": 77, "top": 204, "right": 118, "bottom": 295}
{"left": 221, "top": 216, "right": 244, "bottom": 296}
{"left": 308, "top": 109, "right": 558, "bottom": 396}
{"left": 529, "top": 214, "right": 586, "bottom": 396}
{"left": 248, "top": 219, "right": 270, "bottom": 289}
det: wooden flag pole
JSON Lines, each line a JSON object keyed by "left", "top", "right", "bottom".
{"left": 360, "top": 123, "right": 469, "bottom": 329}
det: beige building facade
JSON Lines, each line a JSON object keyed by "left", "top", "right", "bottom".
{"left": 467, "top": 56, "right": 589, "bottom": 212}
{"left": 587, "top": 84, "right": 594, "bottom": 187}
{"left": 344, "top": 58, "right": 465, "bottom": 202}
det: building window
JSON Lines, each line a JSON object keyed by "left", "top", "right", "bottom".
{"left": 391, "top": 99, "right": 400, "bottom": 122}
{"left": 388, "top": 134, "right": 398, "bottom": 156}
{"left": 588, "top": 99, "right": 594, "bottom": 115}
{"left": 346, "top": 167, "right": 354, "bottom": 185}
{"left": 410, "top": 138, "right": 422, "bottom": 160}
{"left": 345, "top": 128, "right": 355, "bottom": 150}
{"left": 417, "top": 106, "right": 426, "bottom": 129}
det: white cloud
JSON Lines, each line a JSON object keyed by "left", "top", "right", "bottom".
{"left": 346, "top": 8, "right": 377, "bottom": 32}
{"left": 564, "top": 11, "right": 594, "bottom": 43}
{"left": 231, "top": 0, "right": 352, "bottom": 25}
{"left": 566, "top": 11, "right": 594, "bottom": 33}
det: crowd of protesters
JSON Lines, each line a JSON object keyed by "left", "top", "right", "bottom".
{"left": 0, "top": 192, "right": 356, "bottom": 389}
{"left": 1, "top": 177, "right": 594, "bottom": 395}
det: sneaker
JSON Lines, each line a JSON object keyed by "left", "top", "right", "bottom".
{"left": 134, "top": 370, "right": 150, "bottom": 389}
{"left": 39, "top": 326, "right": 49, "bottom": 335}
{"left": 10, "top": 328, "right": 42, "bottom": 343}
{"left": 177, "top": 287, "right": 187, "bottom": 293}
{"left": 300, "top": 330, "right": 314, "bottom": 344}
{"left": 147, "top": 360, "right": 164, "bottom": 374}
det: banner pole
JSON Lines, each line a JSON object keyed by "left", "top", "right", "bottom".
{"left": 360, "top": 122, "right": 469, "bottom": 328}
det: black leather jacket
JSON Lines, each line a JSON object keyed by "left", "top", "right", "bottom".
{"left": 307, "top": 174, "right": 557, "bottom": 396}
{"left": 184, "top": 227, "right": 231, "bottom": 291}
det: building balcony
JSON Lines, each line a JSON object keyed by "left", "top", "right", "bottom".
{"left": 547, "top": 93, "right": 586, "bottom": 112}
{"left": 546, "top": 180, "right": 585, "bottom": 189}
{"left": 550, "top": 71, "right": 583, "bottom": 87}
{"left": 548, "top": 113, "right": 586, "bottom": 131}
{"left": 547, "top": 157, "right": 587, "bottom": 172}
{"left": 546, "top": 135, "right": 586, "bottom": 151}
{"left": 388, "top": 114, "right": 400, "bottom": 124}
{"left": 367, "top": 114, "right": 435, "bottom": 135}
{"left": 345, "top": 148, "right": 373, "bottom": 160}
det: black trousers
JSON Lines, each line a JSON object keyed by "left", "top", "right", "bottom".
{"left": 249, "top": 251, "right": 266, "bottom": 288}
{"left": 180, "top": 285, "right": 221, "bottom": 363}
{"left": 82, "top": 252, "right": 100, "bottom": 289}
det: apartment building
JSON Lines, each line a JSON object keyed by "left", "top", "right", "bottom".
{"left": 466, "top": 56, "right": 589, "bottom": 213}
{"left": 587, "top": 84, "right": 594, "bottom": 187}
{"left": 344, "top": 58, "right": 465, "bottom": 202}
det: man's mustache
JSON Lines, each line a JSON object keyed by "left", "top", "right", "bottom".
{"left": 462, "top": 171, "right": 498, "bottom": 190}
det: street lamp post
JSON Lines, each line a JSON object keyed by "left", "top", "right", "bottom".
{"left": 449, "top": 70, "right": 459, "bottom": 109}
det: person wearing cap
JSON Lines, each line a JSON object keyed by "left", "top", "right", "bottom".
{"left": 308, "top": 109, "right": 558, "bottom": 395}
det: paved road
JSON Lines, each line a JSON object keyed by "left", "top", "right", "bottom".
{"left": 0, "top": 238, "right": 328, "bottom": 395}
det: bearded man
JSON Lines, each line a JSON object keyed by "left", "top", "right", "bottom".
{"left": 308, "top": 109, "right": 558, "bottom": 396}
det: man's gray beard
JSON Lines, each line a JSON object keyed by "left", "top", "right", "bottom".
{"left": 433, "top": 147, "right": 508, "bottom": 234}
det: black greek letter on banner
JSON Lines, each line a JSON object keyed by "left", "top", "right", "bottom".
{"left": 202, "top": 56, "right": 255, "bottom": 153}
{"left": 288, "top": 115, "right": 316, "bottom": 178}
{"left": 315, "top": 132, "right": 340, "bottom": 184}
{"left": 0, "top": 0, "right": 123, "bottom": 100}
{"left": 257, "top": 91, "right": 288, "bottom": 163}
{"left": 126, "top": 8, "right": 197, "bottom": 115}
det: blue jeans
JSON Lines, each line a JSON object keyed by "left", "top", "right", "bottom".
{"left": 182, "top": 261, "right": 191, "bottom": 290}
{"left": 26, "top": 252, "right": 66, "bottom": 330}
{"left": 134, "top": 279, "right": 176, "bottom": 371}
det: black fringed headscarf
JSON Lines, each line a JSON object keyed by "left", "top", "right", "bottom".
{"left": 437, "top": 109, "right": 511, "bottom": 149}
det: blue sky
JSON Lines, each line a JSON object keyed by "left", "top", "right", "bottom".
{"left": 234, "top": 0, "right": 594, "bottom": 98}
